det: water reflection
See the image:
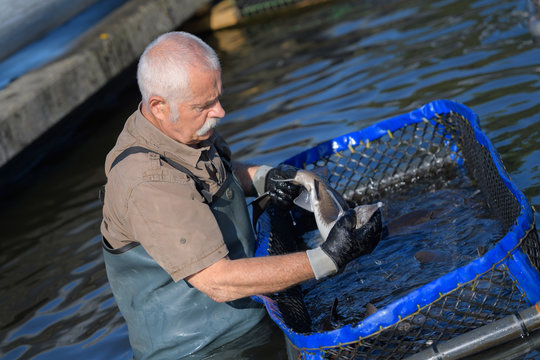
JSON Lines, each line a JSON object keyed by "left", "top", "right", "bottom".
{"left": 1, "top": 0, "right": 539, "bottom": 358}
{"left": 0, "top": 0, "right": 129, "bottom": 89}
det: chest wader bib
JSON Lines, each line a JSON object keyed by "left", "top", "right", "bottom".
{"left": 102, "top": 149, "right": 265, "bottom": 360}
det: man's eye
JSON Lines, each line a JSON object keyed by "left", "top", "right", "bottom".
{"left": 194, "top": 99, "right": 218, "bottom": 112}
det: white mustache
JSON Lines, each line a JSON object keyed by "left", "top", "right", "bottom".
{"left": 196, "top": 117, "right": 220, "bottom": 136}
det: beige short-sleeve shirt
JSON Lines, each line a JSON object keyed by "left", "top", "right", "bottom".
{"left": 101, "top": 106, "right": 232, "bottom": 281}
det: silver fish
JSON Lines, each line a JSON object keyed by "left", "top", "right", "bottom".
{"left": 288, "top": 169, "right": 383, "bottom": 241}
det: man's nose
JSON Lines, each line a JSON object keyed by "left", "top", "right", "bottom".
{"left": 210, "top": 100, "right": 225, "bottom": 118}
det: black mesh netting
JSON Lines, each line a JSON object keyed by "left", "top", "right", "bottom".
{"left": 263, "top": 112, "right": 539, "bottom": 359}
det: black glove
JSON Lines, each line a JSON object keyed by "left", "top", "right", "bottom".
{"left": 353, "top": 208, "right": 382, "bottom": 255}
{"left": 321, "top": 208, "right": 382, "bottom": 269}
{"left": 264, "top": 164, "right": 302, "bottom": 210}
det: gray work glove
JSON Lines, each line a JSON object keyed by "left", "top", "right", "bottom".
{"left": 253, "top": 164, "right": 302, "bottom": 210}
{"left": 307, "top": 208, "right": 382, "bottom": 279}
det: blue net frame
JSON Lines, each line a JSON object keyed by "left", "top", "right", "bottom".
{"left": 252, "top": 100, "right": 540, "bottom": 359}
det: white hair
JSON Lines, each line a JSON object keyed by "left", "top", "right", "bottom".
{"left": 136, "top": 32, "right": 221, "bottom": 112}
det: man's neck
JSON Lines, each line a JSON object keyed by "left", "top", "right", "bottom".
{"left": 139, "top": 102, "right": 206, "bottom": 150}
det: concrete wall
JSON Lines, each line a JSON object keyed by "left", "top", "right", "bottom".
{"left": 0, "top": 0, "right": 211, "bottom": 169}
{"left": 0, "top": 0, "right": 102, "bottom": 61}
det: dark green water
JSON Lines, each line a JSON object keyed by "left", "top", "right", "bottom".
{"left": 1, "top": 0, "right": 539, "bottom": 358}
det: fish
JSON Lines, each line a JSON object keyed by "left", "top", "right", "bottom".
{"left": 322, "top": 301, "right": 379, "bottom": 332}
{"left": 386, "top": 208, "right": 441, "bottom": 235}
{"left": 264, "top": 202, "right": 313, "bottom": 333}
{"left": 414, "top": 249, "right": 452, "bottom": 264}
{"left": 396, "top": 313, "right": 426, "bottom": 332}
{"left": 250, "top": 168, "right": 384, "bottom": 334}
{"left": 322, "top": 297, "right": 343, "bottom": 331}
{"left": 286, "top": 169, "right": 383, "bottom": 242}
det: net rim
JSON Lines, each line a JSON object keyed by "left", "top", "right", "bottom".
{"left": 252, "top": 99, "right": 538, "bottom": 351}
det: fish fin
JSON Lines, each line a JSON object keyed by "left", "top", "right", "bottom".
{"left": 313, "top": 179, "right": 321, "bottom": 201}
{"left": 293, "top": 190, "right": 314, "bottom": 212}
{"left": 366, "top": 303, "right": 378, "bottom": 317}
{"left": 354, "top": 203, "right": 383, "bottom": 227}
{"left": 250, "top": 193, "right": 271, "bottom": 226}
{"left": 330, "top": 297, "right": 339, "bottom": 320}
{"left": 327, "top": 186, "right": 349, "bottom": 214}
{"left": 321, "top": 297, "right": 340, "bottom": 331}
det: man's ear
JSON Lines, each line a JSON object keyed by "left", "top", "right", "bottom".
{"left": 148, "top": 96, "right": 169, "bottom": 122}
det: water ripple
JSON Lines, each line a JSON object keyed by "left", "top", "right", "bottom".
{"left": 1, "top": 0, "right": 539, "bottom": 358}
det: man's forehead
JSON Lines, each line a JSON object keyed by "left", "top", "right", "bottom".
{"left": 189, "top": 83, "right": 222, "bottom": 103}
{"left": 187, "top": 86, "right": 222, "bottom": 104}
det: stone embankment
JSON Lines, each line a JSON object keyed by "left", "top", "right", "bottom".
{"left": 0, "top": 0, "right": 211, "bottom": 169}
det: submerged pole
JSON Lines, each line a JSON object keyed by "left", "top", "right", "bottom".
{"left": 406, "top": 302, "right": 540, "bottom": 360}
{"left": 466, "top": 328, "right": 540, "bottom": 360}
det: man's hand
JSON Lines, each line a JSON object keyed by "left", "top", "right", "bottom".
{"left": 323, "top": 208, "right": 382, "bottom": 268}
{"left": 320, "top": 209, "right": 358, "bottom": 268}
{"left": 306, "top": 208, "right": 382, "bottom": 279}
{"left": 264, "top": 164, "right": 302, "bottom": 210}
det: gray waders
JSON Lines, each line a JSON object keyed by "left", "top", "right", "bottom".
{"left": 102, "top": 148, "right": 265, "bottom": 360}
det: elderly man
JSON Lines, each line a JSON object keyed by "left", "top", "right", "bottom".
{"left": 101, "top": 31, "right": 369, "bottom": 359}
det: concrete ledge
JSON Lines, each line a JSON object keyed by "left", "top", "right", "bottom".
{"left": 0, "top": 0, "right": 211, "bottom": 168}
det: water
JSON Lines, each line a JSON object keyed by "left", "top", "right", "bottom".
{"left": 1, "top": 0, "right": 539, "bottom": 358}
{"left": 301, "top": 173, "right": 505, "bottom": 331}
{"left": 0, "top": 0, "right": 100, "bottom": 61}
{"left": 0, "top": 0, "right": 129, "bottom": 89}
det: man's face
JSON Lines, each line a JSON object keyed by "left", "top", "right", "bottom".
{"left": 163, "top": 67, "right": 225, "bottom": 146}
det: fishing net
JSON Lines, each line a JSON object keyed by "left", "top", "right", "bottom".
{"left": 252, "top": 100, "right": 540, "bottom": 359}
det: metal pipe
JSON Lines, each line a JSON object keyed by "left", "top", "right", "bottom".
{"left": 466, "top": 328, "right": 540, "bottom": 360}
{"left": 405, "top": 302, "right": 540, "bottom": 360}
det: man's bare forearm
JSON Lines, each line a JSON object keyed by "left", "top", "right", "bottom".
{"left": 186, "top": 252, "right": 314, "bottom": 302}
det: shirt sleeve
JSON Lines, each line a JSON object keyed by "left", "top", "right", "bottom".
{"left": 127, "top": 180, "right": 228, "bottom": 282}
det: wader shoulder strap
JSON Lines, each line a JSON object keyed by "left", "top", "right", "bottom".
{"left": 108, "top": 146, "right": 213, "bottom": 203}
{"left": 101, "top": 145, "right": 237, "bottom": 253}
{"left": 213, "top": 142, "right": 232, "bottom": 173}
